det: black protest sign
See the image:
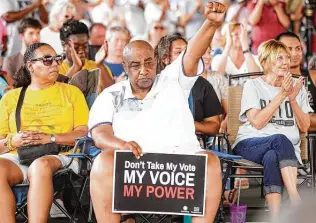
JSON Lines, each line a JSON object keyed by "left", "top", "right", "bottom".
{"left": 112, "top": 151, "right": 207, "bottom": 216}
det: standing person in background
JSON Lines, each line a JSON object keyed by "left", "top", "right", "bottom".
{"left": 59, "top": 19, "right": 114, "bottom": 90}
{"left": 40, "top": 0, "right": 75, "bottom": 54}
{"left": 103, "top": 26, "right": 130, "bottom": 80}
{"left": 147, "top": 21, "right": 168, "bottom": 49}
{"left": 89, "top": 0, "right": 126, "bottom": 27}
{"left": 178, "top": 0, "right": 208, "bottom": 40}
{"left": 247, "top": 0, "right": 290, "bottom": 54}
{"left": 0, "top": 0, "right": 48, "bottom": 56}
{"left": 3, "top": 18, "right": 41, "bottom": 87}
{"left": 88, "top": 23, "right": 107, "bottom": 60}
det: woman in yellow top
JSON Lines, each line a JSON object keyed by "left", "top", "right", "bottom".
{"left": 59, "top": 19, "right": 114, "bottom": 91}
{"left": 0, "top": 43, "right": 89, "bottom": 222}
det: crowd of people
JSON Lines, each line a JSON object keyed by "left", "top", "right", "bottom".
{"left": 0, "top": 0, "right": 316, "bottom": 223}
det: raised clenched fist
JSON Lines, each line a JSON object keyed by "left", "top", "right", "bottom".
{"left": 204, "top": 1, "right": 227, "bottom": 27}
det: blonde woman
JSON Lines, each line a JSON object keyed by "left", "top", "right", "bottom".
{"left": 212, "top": 22, "right": 261, "bottom": 86}
{"left": 233, "top": 40, "right": 312, "bottom": 219}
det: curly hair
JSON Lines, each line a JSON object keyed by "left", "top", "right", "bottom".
{"left": 60, "top": 19, "right": 89, "bottom": 42}
{"left": 154, "top": 35, "right": 187, "bottom": 74}
{"left": 13, "top": 43, "right": 50, "bottom": 88}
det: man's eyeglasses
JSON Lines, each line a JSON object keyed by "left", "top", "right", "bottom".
{"left": 30, "top": 54, "right": 65, "bottom": 66}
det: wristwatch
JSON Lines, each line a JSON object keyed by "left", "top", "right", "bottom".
{"left": 50, "top": 134, "right": 56, "bottom": 143}
{"left": 242, "top": 49, "right": 251, "bottom": 54}
{"left": 3, "top": 138, "right": 8, "bottom": 147}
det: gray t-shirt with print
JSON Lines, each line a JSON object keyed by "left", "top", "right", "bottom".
{"left": 233, "top": 77, "right": 313, "bottom": 163}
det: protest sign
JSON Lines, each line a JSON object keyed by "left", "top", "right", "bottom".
{"left": 112, "top": 151, "right": 207, "bottom": 216}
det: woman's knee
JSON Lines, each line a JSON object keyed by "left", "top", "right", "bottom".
{"left": 200, "top": 152, "right": 221, "bottom": 174}
{"left": 91, "top": 151, "right": 115, "bottom": 180}
{"left": 272, "top": 134, "right": 293, "bottom": 149}
{"left": 0, "top": 159, "right": 24, "bottom": 186}
{"left": 27, "top": 157, "right": 59, "bottom": 181}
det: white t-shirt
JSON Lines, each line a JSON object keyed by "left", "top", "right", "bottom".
{"left": 212, "top": 54, "right": 262, "bottom": 86}
{"left": 0, "top": 0, "right": 37, "bottom": 56}
{"left": 40, "top": 27, "right": 63, "bottom": 54}
{"left": 89, "top": 3, "right": 125, "bottom": 26}
{"left": 144, "top": 1, "right": 177, "bottom": 34}
{"left": 88, "top": 52, "right": 204, "bottom": 154}
{"left": 178, "top": 0, "right": 209, "bottom": 39}
{"left": 233, "top": 77, "right": 313, "bottom": 163}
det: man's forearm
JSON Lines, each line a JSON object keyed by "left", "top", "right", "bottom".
{"left": 1, "top": 4, "right": 38, "bottom": 23}
{"left": 309, "top": 114, "right": 316, "bottom": 132}
{"left": 184, "top": 20, "right": 218, "bottom": 75}
{"left": 38, "top": 5, "right": 49, "bottom": 24}
{"left": 195, "top": 121, "right": 220, "bottom": 135}
{"left": 93, "top": 130, "right": 126, "bottom": 151}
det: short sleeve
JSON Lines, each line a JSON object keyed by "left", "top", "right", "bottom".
{"left": 0, "top": 94, "right": 10, "bottom": 137}
{"left": 72, "top": 87, "right": 89, "bottom": 128}
{"left": 298, "top": 85, "right": 314, "bottom": 114}
{"left": 239, "top": 80, "right": 261, "bottom": 122}
{"left": 144, "top": 3, "right": 162, "bottom": 25}
{"left": 0, "top": 1, "right": 14, "bottom": 17}
{"left": 88, "top": 91, "right": 115, "bottom": 132}
{"left": 159, "top": 50, "right": 204, "bottom": 92}
{"left": 203, "top": 80, "right": 223, "bottom": 118}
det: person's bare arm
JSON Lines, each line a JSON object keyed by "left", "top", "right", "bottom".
{"left": 38, "top": 4, "right": 48, "bottom": 24}
{"left": 248, "top": 0, "right": 264, "bottom": 25}
{"left": 273, "top": 3, "right": 290, "bottom": 29}
{"left": 246, "top": 91, "right": 286, "bottom": 129}
{"left": 308, "top": 114, "right": 316, "bottom": 132}
{"left": 15, "top": 126, "right": 88, "bottom": 147}
{"left": 184, "top": 2, "right": 226, "bottom": 76}
{"left": 214, "top": 26, "right": 232, "bottom": 73}
{"left": 288, "top": 77, "right": 310, "bottom": 132}
{"left": 91, "top": 124, "right": 142, "bottom": 158}
{"left": 195, "top": 116, "right": 220, "bottom": 135}
{"left": 239, "top": 24, "right": 261, "bottom": 72}
{"left": 1, "top": 1, "right": 41, "bottom": 23}
{"left": 179, "top": 2, "right": 201, "bottom": 27}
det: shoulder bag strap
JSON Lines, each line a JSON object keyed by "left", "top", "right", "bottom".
{"left": 15, "top": 86, "right": 27, "bottom": 132}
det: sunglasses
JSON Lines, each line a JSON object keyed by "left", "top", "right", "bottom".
{"left": 30, "top": 54, "right": 65, "bottom": 66}
{"left": 154, "top": 26, "right": 165, "bottom": 30}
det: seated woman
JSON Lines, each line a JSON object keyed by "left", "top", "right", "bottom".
{"left": 0, "top": 43, "right": 89, "bottom": 222}
{"left": 233, "top": 40, "right": 312, "bottom": 219}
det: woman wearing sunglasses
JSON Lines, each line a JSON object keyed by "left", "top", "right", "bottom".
{"left": 0, "top": 43, "right": 89, "bottom": 222}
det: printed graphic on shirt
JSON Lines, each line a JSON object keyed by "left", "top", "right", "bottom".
{"left": 260, "top": 99, "right": 294, "bottom": 126}
{"left": 17, "top": 0, "right": 36, "bottom": 18}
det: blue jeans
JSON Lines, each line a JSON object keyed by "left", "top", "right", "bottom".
{"left": 234, "top": 134, "right": 298, "bottom": 196}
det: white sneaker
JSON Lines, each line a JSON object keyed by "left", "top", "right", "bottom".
{"left": 50, "top": 198, "right": 67, "bottom": 218}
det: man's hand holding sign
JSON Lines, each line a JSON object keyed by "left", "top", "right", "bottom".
{"left": 88, "top": 1, "right": 226, "bottom": 222}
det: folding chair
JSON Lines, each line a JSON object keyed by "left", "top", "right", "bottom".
{"left": 13, "top": 157, "right": 91, "bottom": 222}
{"left": 226, "top": 72, "right": 316, "bottom": 207}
